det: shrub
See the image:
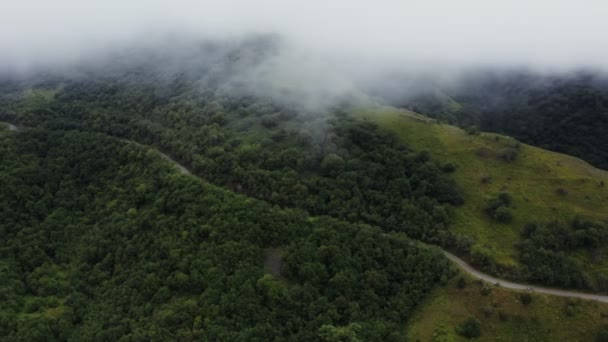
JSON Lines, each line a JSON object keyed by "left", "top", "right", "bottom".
{"left": 565, "top": 305, "right": 575, "bottom": 317}
{"left": 465, "top": 126, "right": 479, "bottom": 135}
{"left": 497, "top": 192, "right": 513, "bottom": 206}
{"left": 499, "top": 147, "right": 519, "bottom": 162}
{"left": 521, "top": 222, "right": 539, "bottom": 238}
{"left": 482, "top": 305, "right": 494, "bottom": 317}
{"left": 457, "top": 277, "right": 467, "bottom": 289}
{"left": 442, "top": 162, "right": 457, "bottom": 173}
{"left": 493, "top": 206, "right": 513, "bottom": 223}
{"left": 480, "top": 283, "right": 491, "bottom": 296}
{"left": 520, "top": 292, "right": 533, "bottom": 305}
{"left": 457, "top": 317, "right": 481, "bottom": 338}
{"left": 485, "top": 192, "right": 514, "bottom": 223}
{"left": 597, "top": 328, "right": 608, "bottom": 342}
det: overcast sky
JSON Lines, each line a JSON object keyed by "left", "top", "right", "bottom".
{"left": 2, "top": 0, "right": 608, "bottom": 70}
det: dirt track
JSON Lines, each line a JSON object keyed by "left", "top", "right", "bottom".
{"left": 444, "top": 251, "right": 608, "bottom": 303}
{"left": 9, "top": 120, "right": 608, "bottom": 304}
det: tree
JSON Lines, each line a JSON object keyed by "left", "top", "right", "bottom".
{"left": 320, "top": 153, "right": 345, "bottom": 176}
{"left": 318, "top": 324, "right": 362, "bottom": 342}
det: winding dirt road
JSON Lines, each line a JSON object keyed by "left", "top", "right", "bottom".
{"left": 6, "top": 121, "right": 608, "bottom": 304}
{"left": 444, "top": 251, "right": 608, "bottom": 303}
{"left": 2, "top": 122, "right": 17, "bottom": 131}
{"left": 155, "top": 143, "right": 608, "bottom": 304}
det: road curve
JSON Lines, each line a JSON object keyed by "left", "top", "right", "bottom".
{"left": 7, "top": 122, "right": 608, "bottom": 304}
{"left": 1, "top": 122, "right": 17, "bottom": 131}
{"left": 158, "top": 146, "right": 608, "bottom": 304}
{"left": 444, "top": 251, "right": 608, "bottom": 303}
{"left": 158, "top": 152, "right": 191, "bottom": 175}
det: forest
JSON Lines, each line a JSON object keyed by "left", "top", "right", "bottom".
{"left": 0, "top": 127, "right": 453, "bottom": 340}
{"left": 0, "top": 45, "right": 465, "bottom": 339}
{"left": 2, "top": 40, "right": 608, "bottom": 339}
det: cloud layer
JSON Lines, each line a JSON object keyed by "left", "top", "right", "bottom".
{"left": 2, "top": 0, "right": 608, "bottom": 70}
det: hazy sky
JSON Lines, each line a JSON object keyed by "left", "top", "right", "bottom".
{"left": 2, "top": 0, "right": 608, "bottom": 70}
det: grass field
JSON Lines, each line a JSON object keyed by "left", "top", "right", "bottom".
{"left": 357, "top": 106, "right": 608, "bottom": 275}
{"left": 407, "top": 271, "right": 608, "bottom": 341}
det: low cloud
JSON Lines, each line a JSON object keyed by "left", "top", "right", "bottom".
{"left": 2, "top": 0, "right": 608, "bottom": 71}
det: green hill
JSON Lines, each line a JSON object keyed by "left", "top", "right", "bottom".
{"left": 0, "top": 127, "right": 452, "bottom": 340}
{"left": 358, "top": 106, "right": 608, "bottom": 288}
{"left": 3, "top": 48, "right": 608, "bottom": 339}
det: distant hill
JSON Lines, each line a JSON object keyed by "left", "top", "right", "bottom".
{"left": 375, "top": 69, "right": 608, "bottom": 170}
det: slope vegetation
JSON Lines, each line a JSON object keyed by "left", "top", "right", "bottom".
{"left": 0, "top": 128, "right": 451, "bottom": 340}
{"left": 359, "top": 106, "right": 608, "bottom": 289}
{"left": 407, "top": 271, "right": 608, "bottom": 341}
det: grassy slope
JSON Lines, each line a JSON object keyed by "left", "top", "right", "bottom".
{"left": 357, "top": 106, "right": 608, "bottom": 273}
{"left": 407, "top": 271, "right": 608, "bottom": 341}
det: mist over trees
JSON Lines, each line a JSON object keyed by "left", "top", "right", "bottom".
{"left": 0, "top": 38, "right": 465, "bottom": 340}
{"left": 1, "top": 0, "right": 608, "bottom": 339}
{"left": 377, "top": 69, "right": 608, "bottom": 170}
{"left": 0, "top": 25, "right": 607, "bottom": 342}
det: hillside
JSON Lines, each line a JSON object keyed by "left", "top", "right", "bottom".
{"left": 380, "top": 70, "right": 608, "bottom": 170}
{"left": 0, "top": 126, "right": 452, "bottom": 340}
{"left": 2, "top": 41, "right": 608, "bottom": 339}
{"left": 408, "top": 271, "right": 608, "bottom": 341}
{"left": 359, "top": 106, "right": 608, "bottom": 289}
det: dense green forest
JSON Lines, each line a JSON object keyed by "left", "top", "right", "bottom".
{"left": 2, "top": 40, "right": 608, "bottom": 339}
{"left": 0, "top": 56, "right": 463, "bottom": 248}
{"left": 0, "top": 44, "right": 466, "bottom": 339}
{"left": 0, "top": 127, "right": 453, "bottom": 340}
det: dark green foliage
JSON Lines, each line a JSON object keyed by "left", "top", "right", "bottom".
{"left": 0, "top": 130, "right": 453, "bottom": 340}
{"left": 320, "top": 153, "right": 345, "bottom": 176}
{"left": 457, "top": 317, "right": 481, "bottom": 338}
{"left": 485, "top": 192, "right": 513, "bottom": 223}
{"left": 493, "top": 206, "right": 513, "bottom": 223}
{"left": 458, "top": 72, "right": 608, "bottom": 170}
{"left": 517, "top": 218, "right": 607, "bottom": 288}
{"left": 564, "top": 301, "right": 578, "bottom": 317}
{"left": 457, "top": 277, "right": 467, "bottom": 289}
{"left": 520, "top": 293, "right": 533, "bottom": 305}
{"left": 441, "top": 162, "right": 457, "bottom": 173}
{"left": 0, "top": 53, "right": 466, "bottom": 339}
{"left": 597, "top": 328, "right": 608, "bottom": 342}
{"left": 480, "top": 283, "right": 491, "bottom": 296}
{"left": 0, "top": 74, "right": 463, "bottom": 246}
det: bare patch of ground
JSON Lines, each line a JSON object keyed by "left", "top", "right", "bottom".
{"left": 264, "top": 248, "right": 284, "bottom": 279}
